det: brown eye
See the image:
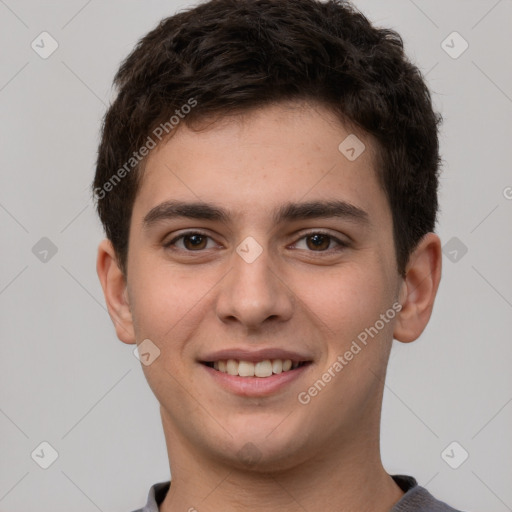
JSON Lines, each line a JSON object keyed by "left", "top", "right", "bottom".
{"left": 292, "top": 231, "right": 349, "bottom": 253}
{"left": 182, "top": 234, "right": 208, "bottom": 250}
{"left": 164, "top": 231, "right": 216, "bottom": 251}
{"left": 305, "top": 234, "right": 331, "bottom": 251}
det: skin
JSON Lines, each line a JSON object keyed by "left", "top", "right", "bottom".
{"left": 97, "top": 101, "right": 442, "bottom": 512}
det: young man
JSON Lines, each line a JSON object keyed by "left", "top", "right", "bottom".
{"left": 93, "top": 0, "right": 465, "bottom": 510}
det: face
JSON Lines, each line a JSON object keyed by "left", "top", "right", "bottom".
{"left": 122, "top": 102, "right": 404, "bottom": 471}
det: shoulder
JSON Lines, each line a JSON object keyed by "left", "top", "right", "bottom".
{"left": 391, "top": 475, "right": 468, "bottom": 512}
{"left": 129, "top": 481, "right": 171, "bottom": 512}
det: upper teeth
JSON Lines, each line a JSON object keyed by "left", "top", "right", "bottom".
{"left": 212, "top": 359, "right": 298, "bottom": 377}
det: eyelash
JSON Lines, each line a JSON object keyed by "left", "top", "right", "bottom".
{"left": 163, "top": 230, "right": 349, "bottom": 253}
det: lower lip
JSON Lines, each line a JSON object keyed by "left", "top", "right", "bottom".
{"left": 201, "top": 364, "right": 311, "bottom": 397}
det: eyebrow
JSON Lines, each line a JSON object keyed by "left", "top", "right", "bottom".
{"left": 142, "top": 199, "right": 370, "bottom": 230}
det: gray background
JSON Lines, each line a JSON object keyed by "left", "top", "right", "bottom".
{"left": 1, "top": 0, "right": 511, "bottom": 511}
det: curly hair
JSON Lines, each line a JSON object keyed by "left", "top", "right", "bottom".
{"left": 93, "top": 0, "right": 441, "bottom": 277}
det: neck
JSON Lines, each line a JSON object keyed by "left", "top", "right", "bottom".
{"left": 159, "top": 411, "right": 404, "bottom": 512}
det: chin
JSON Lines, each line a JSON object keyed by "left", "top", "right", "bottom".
{"left": 208, "top": 423, "right": 315, "bottom": 474}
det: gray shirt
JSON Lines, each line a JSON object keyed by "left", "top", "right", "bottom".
{"left": 130, "top": 475, "right": 466, "bottom": 511}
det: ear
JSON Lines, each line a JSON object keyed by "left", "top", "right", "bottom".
{"left": 96, "top": 239, "right": 136, "bottom": 344}
{"left": 393, "top": 232, "right": 442, "bottom": 343}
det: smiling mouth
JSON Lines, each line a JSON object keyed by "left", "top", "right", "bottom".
{"left": 201, "top": 359, "right": 311, "bottom": 378}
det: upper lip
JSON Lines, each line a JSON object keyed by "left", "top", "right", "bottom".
{"left": 199, "top": 348, "right": 312, "bottom": 363}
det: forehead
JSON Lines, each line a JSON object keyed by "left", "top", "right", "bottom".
{"left": 132, "top": 102, "right": 390, "bottom": 227}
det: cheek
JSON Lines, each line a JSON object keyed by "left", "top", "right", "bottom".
{"left": 128, "top": 264, "right": 197, "bottom": 342}
{"left": 129, "top": 268, "right": 210, "bottom": 397}
{"left": 297, "top": 264, "right": 390, "bottom": 340}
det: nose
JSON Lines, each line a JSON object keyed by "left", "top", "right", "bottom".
{"left": 215, "top": 242, "right": 294, "bottom": 330}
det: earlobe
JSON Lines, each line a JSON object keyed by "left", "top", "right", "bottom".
{"left": 96, "top": 239, "right": 136, "bottom": 344}
{"left": 393, "top": 233, "right": 442, "bottom": 343}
